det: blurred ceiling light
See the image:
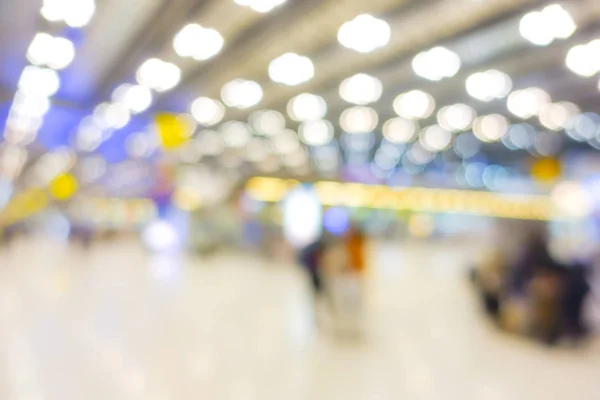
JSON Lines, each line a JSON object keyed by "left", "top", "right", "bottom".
{"left": 12, "top": 90, "right": 50, "bottom": 118}
{"left": 190, "top": 97, "right": 225, "bottom": 126}
{"left": 341, "top": 132, "right": 375, "bottom": 152}
{"left": 245, "top": 138, "right": 271, "bottom": 163}
{"left": 126, "top": 132, "right": 156, "bottom": 158}
{"left": 92, "top": 103, "right": 111, "bottom": 129}
{"left": 419, "top": 125, "right": 452, "bottom": 152}
{"left": 339, "top": 73, "right": 382, "bottom": 105}
{"left": 412, "top": 46, "right": 461, "bottom": 81}
{"left": 173, "top": 24, "right": 224, "bottom": 61}
{"left": 0, "top": 145, "right": 28, "bottom": 181}
{"left": 338, "top": 14, "right": 391, "bottom": 53}
{"left": 464, "top": 162, "right": 486, "bottom": 188}
{"left": 75, "top": 117, "right": 103, "bottom": 151}
{"left": 507, "top": 87, "right": 551, "bottom": 119}
{"left": 249, "top": 109, "right": 285, "bottom": 136}
{"left": 179, "top": 142, "right": 203, "bottom": 164}
{"left": 272, "top": 129, "right": 301, "bottom": 155}
{"left": 220, "top": 121, "right": 252, "bottom": 148}
{"left": 314, "top": 149, "right": 340, "bottom": 173}
{"left": 539, "top": 102, "right": 580, "bottom": 131}
{"left": 299, "top": 119, "right": 334, "bottom": 146}
{"left": 454, "top": 133, "right": 481, "bottom": 159}
{"left": 234, "top": 0, "right": 286, "bottom": 13}
{"left": 5, "top": 110, "right": 42, "bottom": 130}
{"left": 505, "top": 123, "right": 536, "bottom": 150}
{"left": 103, "top": 103, "right": 130, "bottom": 129}
{"left": 287, "top": 93, "right": 327, "bottom": 122}
{"left": 41, "top": 0, "right": 96, "bottom": 28}
{"left": 393, "top": 90, "right": 435, "bottom": 120}
{"left": 374, "top": 144, "right": 402, "bottom": 170}
{"left": 27, "top": 33, "right": 75, "bottom": 70}
{"left": 407, "top": 142, "right": 434, "bottom": 165}
{"left": 136, "top": 58, "right": 181, "bottom": 92}
{"left": 256, "top": 155, "right": 281, "bottom": 173}
{"left": 39, "top": 148, "right": 76, "bottom": 180}
{"left": 473, "top": 114, "right": 508, "bottom": 142}
{"left": 466, "top": 70, "right": 512, "bottom": 102}
{"left": 112, "top": 84, "right": 152, "bottom": 114}
{"left": 78, "top": 156, "right": 106, "bottom": 184}
{"left": 4, "top": 116, "right": 42, "bottom": 144}
{"left": 519, "top": 4, "right": 576, "bottom": 46}
{"left": 534, "top": 131, "right": 563, "bottom": 156}
{"left": 221, "top": 79, "right": 263, "bottom": 109}
{"left": 482, "top": 165, "right": 509, "bottom": 191}
{"left": 220, "top": 149, "right": 244, "bottom": 169}
{"left": 18, "top": 66, "right": 60, "bottom": 97}
{"left": 268, "top": 53, "right": 314, "bottom": 86}
{"left": 283, "top": 148, "right": 308, "bottom": 168}
{"left": 196, "top": 130, "right": 224, "bottom": 155}
{"left": 383, "top": 118, "right": 418, "bottom": 144}
{"left": 566, "top": 113, "right": 600, "bottom": 141}
{"left": 437, "top": 104, "right": 476, "bottom": 132}
{"left": 340, "top": 106, "right": 378, "bottom": 134}
{"left": 566, "top": 40, "right": 600, "bottom": 77}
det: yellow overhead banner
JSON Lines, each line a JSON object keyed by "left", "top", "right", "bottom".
{"left": 155, "top": 113, "right": 194, "bottom": 150}
{"left": 0, "top": 188, "right": 48, "bottom": 226}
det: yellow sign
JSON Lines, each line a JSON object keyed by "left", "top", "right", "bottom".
{"left": 155, "top": 113, "right": 194, "bottom": 150}
{"left": 531, "top": 158, "right": 561, "bottom": 184}
{"left": 50, "top": 173, "right": 78, "bottom": 200}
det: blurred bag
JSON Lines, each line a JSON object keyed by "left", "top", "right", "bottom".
{"left": 500, "top": 297, "right": 529, "bottom": 334}
{"left": 329, "top": 272, "right": 364, "bottom": 336}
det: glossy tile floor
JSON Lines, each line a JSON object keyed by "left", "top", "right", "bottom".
{"left": 1, "top": 236, "right": 599, "bottom": 400}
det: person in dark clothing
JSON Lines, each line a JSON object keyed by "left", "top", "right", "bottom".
{"left": 299, "top": 237, "right": 326, "bottom": 296}
{"left": 562, "top": 264, "right": 591, "bottom": 342}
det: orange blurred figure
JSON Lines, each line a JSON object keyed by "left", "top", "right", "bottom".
{"left": 345, "top": 226, "right": 366, "bottom": 274}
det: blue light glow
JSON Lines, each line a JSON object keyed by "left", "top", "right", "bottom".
{"left": 323, "top": 207, "right": 350, "bottom": 236}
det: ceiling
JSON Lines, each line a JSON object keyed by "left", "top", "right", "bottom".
{"left": 1, "top": 0, "right": 600, "bottom": 198}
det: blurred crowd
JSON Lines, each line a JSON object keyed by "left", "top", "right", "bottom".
{"left": 472, "top": 221, "right": 595, "bottom": 345}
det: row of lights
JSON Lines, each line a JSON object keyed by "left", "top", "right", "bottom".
{"left": 292, "top": 4, "right": 588, "bottom": 166}
{"left": 198, "top": 89, "right": 589, "bottom": 176}
{"left": 245, "top": 177, "right": 557, "bottom": 220}
{"left": 207, "top": 2, "right": 577, "bottom": 133}
{"left": 298, "top": 4, "right": 594, "bottom": 177}
{"left": 80, "top": 0, "right": 294, "bottom": 145}
{"left": 223, "top": 3, "right": 577, "bottom": 113}
{"left": 187, "top": 12, "right": 393, "bottom": 117}
{"left": 77, "top": 2, "right": 586, "bottom": 183}
{"left": 234, "top": 0, "right": 287, "bottom": 13}
{"left": 1, "top": 0, "right": 96, "bottom": 183}
{"left": 76, "top": 0, "right": 297, "bottom": 149}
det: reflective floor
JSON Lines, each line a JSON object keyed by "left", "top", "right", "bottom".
{"left": 1, "top": 237, "right": 599, "bottom": 400}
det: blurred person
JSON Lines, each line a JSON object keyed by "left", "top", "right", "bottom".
{"left": 345, "top": 225, "right": 366, "bottom": 275}
{"left": 473, "top": 248, "right": 506, "bottom": 320}
{"left": 71, "top": 224, "right": 94, "bottom": 250}
{"left": 510, "top": 226, "right": 558, "bottom": 294}
{"left": 475, "top": 220, "right": 594, "bottom": 345}
{"left": 528, "top": 265, "right": 564, "bottom": 344}
{"left": 561, "top": 263, "right": 591, "bottom": 343}
{"left": 323, "top": 225, "right": 367, "bottom": 338}
{"left": 298, "top": 235, "right": 328, "bottom": 314}
{"left": 1, "top": 224, "right": 18, "bottom": 249}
